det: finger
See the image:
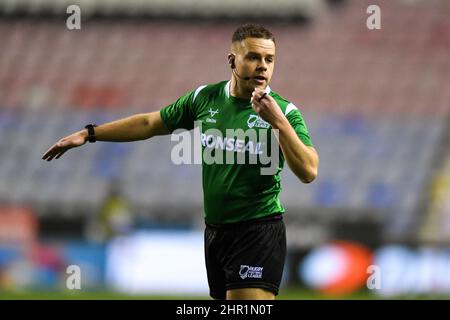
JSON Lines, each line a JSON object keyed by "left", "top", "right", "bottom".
{"left": 47, "top": 148, "right": 64, "bottom": 161}
{"left": 43, "top": 136, "right": 73, "bottom": 158}
{"left": 44, "top": 144, "right": 64, "bottom": 159}
{"left": 252, "top": 90, "right": 267, "bottom": 104}
{"left": 42, "top": 146, "right": 58, "bottom": 160}
{"left": 57, "top": 140, "right": 68, "bottom": 148}
{"left": 251, "top": 100, "right": 262, "bottom": 113}
{"left": 257, "top": 92, "right": 267, "bottom": 102}
{"left": 252, "top": 96, "right": 260, "bottom": 105}
{"left": 264, "top": 93, "right": 275, "bottom": 103}
{"left": 253, "top": 87, "right": 264, "bottom": 94}
{"left": 55, "top": 150, "right": 67, "bottom": 159}
{"left": 252, "top": 89, "right": 264, "bottom": 99}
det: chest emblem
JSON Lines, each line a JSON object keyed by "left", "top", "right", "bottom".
{"left": 247, "top": 114, "right": 270, "bottom": 129}
{"left": 206, "top": 108, "right": 219, "bottom": 123}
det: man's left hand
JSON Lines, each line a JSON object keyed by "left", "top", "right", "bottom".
{"left": 251, "top": 88, "right": 286, "bottom": 128}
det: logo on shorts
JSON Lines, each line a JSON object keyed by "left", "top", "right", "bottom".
{"left": 239, "top": 265, "right": 263, "bottom": 279}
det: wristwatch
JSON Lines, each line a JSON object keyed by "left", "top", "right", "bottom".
{"left": 84, "top": 124, "right": 97, "bottom": 143}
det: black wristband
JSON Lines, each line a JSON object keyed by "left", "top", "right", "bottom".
{"left": 84, "top": 124, "right": 97, "bottom": 143}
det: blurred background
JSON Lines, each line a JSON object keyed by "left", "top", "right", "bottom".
{"left": 0, "top": 0, "right": 449, "bottom": 299}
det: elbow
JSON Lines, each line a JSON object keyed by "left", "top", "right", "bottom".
{"left": 299, "top": 166, "right": 318, "bottom": 184}
{"left": 289, "top": 150, "right": 319, "bottom": 184}
{"left": 301, "top": 151, "right": 319, "bottom": 184}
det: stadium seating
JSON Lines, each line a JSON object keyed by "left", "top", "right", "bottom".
{"left": 0, "top": 0, "right": 449, "bottom": 238}
{"left": 0, "top": 0, "right": 449, "bottom": 114}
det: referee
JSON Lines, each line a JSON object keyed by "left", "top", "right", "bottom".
{"left": 43, "top": 24, "right": 319, "bottom": 300}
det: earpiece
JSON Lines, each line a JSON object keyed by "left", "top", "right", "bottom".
{"left": 228, "top": 55, "right": 235, "bottom": 69}
{"left": 228, "top": 54, "right": 250, "bottom": 80}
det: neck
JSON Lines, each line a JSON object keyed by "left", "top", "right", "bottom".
{"left": 229, "top": 75, "right": 253, "bottom": 100}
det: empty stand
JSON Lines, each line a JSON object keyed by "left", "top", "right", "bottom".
{"left": 0, "top": 0, "right": 449, "bottom": 238}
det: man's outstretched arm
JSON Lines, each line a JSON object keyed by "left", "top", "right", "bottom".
{"left": 42, "top": 111, "right": 169, "bottom": 161}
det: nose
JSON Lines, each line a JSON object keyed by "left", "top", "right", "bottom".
{"left": 257, "top": 59, "right": 267, "bottom": 71}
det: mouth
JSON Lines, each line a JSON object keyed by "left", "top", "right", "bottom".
{"left": 252, "top": 76, "right": 266, "bottom": 84}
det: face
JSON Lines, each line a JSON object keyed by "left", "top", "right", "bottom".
{"left": 230, "top": 37, "right": 276, "bottom": 93}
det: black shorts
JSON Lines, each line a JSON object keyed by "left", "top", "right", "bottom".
{"left": 204, "top": 214, "right": 286, "bottom": 300}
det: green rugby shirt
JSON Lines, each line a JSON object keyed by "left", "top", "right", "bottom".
{"left": 160, "top": 80, "right": 313, "bottom": 224}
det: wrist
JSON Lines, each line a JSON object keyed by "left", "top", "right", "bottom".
{"left": 270, "top": 116, "right": 289, "bottom": 130}
{"left": 84, "top": 124, "right": 97, "bottom": 143}
{"left": 80, "top": 129, "right": 89, "bottom": 143}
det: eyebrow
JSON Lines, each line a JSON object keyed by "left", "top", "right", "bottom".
{"left": 247, "top": 51, "right": 275, "bottom": 57}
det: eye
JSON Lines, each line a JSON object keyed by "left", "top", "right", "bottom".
{"left": 266, "top": 57, "right": 274, "bottom": 63}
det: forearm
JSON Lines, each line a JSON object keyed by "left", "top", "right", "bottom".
{"left": 273, "top": 118, "right": 319, "bottom": 183}
{"left": 90, "top": 113, "right": 156, "bottom": 142}
{"left": 42, "top": 112, "right": 169, "bottom": 161}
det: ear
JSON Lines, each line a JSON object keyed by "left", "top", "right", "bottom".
{"left": 228, "top": 54, "right": 235, "bottom": 68}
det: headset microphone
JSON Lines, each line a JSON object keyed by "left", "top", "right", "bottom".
{"left": 229, "top": 56, "right": 251, "bottom": 81}
{"left": 233, "top": 69, "right": 251, "bottom": 81}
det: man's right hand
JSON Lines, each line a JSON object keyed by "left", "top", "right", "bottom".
{"left": 42, "top": 129, "right": 88, "bottom": 161}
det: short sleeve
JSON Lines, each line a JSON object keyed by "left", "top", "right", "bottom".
{"left": 160, "top": 90, "right": 196, "bottom": 132}
{"left": 285, "top": 104, "right": 314, "bottom": 147}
